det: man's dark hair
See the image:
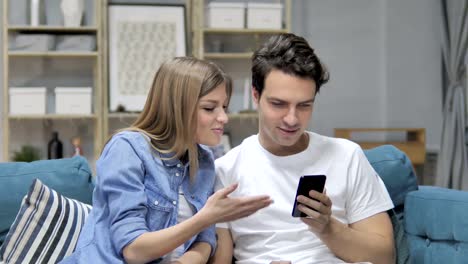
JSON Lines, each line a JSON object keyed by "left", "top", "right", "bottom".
{"left": 252, "top": 33, "right": 329, "bottom": 96}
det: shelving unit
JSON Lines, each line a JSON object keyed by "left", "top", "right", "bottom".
{"left": 1, "top": 0, "right": 292, "bottom": 161}
{"left": 8, "top": 51, "right": 99, "bottom": 57}
{"left": 204, "top": 52, "right": 253, "bottom": 59}
{"left": 8, "top": 114, "right": 98, "bottom": 120}
{"left": 334, "top": 128, "right": 427, "bottom": 166}
{"left": 192, "top": 0, "right": 291, "bottom": 60}
{"left": 2, "top": 0, "right": 104, "bottom": 164}
{"left": 7, "top": 26, "right": 98, "bottom": 32}
{"left": 191, "top": 0, "right": 291, "bottom": 144}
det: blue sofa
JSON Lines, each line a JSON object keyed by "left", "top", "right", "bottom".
{"left": 0, "top": 156, "right": 94, "bottom": 247}
{"left": 366, "top": 145, "right": 468, "bottom": 264}
{"left": 1, "top": 146, "right": 467, "bottom": 263}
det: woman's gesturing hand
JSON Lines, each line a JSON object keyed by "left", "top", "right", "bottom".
{"left": 200, "top": 183, "right": 273, "bottom": 224}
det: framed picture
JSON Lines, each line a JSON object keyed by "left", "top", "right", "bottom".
{"left": 108, "top": 3, "right": 187, "bottom": 112}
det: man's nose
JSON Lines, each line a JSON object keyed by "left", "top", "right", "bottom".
{"left": 283, "top": 107, "right": 298, "bottom": 126}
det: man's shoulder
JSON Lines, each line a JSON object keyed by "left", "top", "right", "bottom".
{"left": 215, "top": 135, "right": 257, "bottom": 168}
{"left": 308, "top": 131, "right": 361, "bottom": 153}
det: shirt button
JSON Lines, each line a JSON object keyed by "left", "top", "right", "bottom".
{"left": 177, "top": 164, "right": 181, "bottom": 168}
{"left": 172, "top": 201, "right": 177, "bottom": 205}
{"left": 175, "top": 172, "right": 180, "bottom": 177}
{"left": 153, "top": 200, "right": 159, "bottom": 206}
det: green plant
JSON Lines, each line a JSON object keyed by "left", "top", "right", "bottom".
{"left": 12, "top": 145, "right": 41, "bottom": 162}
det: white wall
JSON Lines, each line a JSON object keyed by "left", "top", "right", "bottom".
{"left": 292, "top": 0, "right": 442, "bottom": 150}
{"left": 293, "top": 0, "right": 386, "bottom": 135}
{"left": 385, "top": 0, "right": 442, "bottom": 151}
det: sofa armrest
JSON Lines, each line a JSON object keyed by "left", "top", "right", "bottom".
{"left": 405, "top": 186, "right": 468, "bottom": 263}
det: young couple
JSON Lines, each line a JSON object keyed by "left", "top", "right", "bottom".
{"left": 61, "top": 33, "right": 395, "bottom": 264}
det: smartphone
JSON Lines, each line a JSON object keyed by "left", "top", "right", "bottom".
{"left": 291, "top": 175, "right": 327, "bottom": 217}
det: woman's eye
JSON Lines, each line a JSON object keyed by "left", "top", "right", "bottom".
{"left": 203, "top": 107, "right": 215, "bottom": 112}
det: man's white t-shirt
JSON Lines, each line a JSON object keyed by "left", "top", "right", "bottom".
{"left": 215, "top": 132, "right": 394, "bottom": 264}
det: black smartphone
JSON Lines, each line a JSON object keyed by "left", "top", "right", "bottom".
{"left": 291, "top": 175, "right": 327, "bottom": 217}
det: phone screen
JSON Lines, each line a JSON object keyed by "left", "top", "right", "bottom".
{"left": 291, "top": 175, "right": 327, "bottom": 217}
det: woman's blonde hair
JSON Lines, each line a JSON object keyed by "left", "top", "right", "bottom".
{"left": 120, "top": 57, "right": 231, "bottom": 179}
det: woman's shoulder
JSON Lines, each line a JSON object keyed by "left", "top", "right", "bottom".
{"left": 102, "top": 131, "right": 152, "bottom": 158}
{"left": 108, "top": 131, "right": 149, "bottom": 147}
{"left": 197, "top": 145, "right": 216, "bottom": 168}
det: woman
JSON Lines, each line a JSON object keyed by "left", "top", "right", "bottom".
{"left": 61, "top": 57, "right": 272, "bottom": 264}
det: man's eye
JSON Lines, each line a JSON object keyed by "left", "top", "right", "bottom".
{"left": 271, "top": 102, "right": 285, "bottom": 106}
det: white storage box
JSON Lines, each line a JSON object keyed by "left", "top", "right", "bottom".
{"left": 9, "top": 87, "right": 47, "bottom": 115}
{"left": 247, "top": 3, "right": 283, "bottom": 29}
{"left": 206, "top": 2, "right": 245, "bottom": 29}
{"left": 55, "top": 87, "right": 92, "bottom": 114}
{"left": 9, "top": 34, "right": 56, "bottom": 51}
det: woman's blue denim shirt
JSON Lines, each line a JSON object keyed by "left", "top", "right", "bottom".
{"left": 60, "top": 131, "right": 217, "bottom": 263}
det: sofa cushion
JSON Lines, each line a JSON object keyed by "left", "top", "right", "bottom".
{"left": 0, "top": 179, "right": 92, "bottom": 264}
{"left": 405, "top": 186, "right": 468, "bottom": 263}
{"left": 364, "top": 145, "right": 418, "bottom": 207}
{"left": 0, "top": 156, "right": 94, "bottom": 245}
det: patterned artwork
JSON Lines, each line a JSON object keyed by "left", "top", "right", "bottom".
{"left": 117, "top": 21, "right": 176, "bottom": 96}
{"left": 108, "top": 5, "right": 186, "bottom": 112}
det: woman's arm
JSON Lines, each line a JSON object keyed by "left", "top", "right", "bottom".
{"left": 123, "top": 184, "right": 272, "bottom": 264}
{"left": 123, "top": 213, "right": 213, "bottom": 264}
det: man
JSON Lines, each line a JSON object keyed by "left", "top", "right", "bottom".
{"left": 211, "top": 33, "right": 395, "bottom": 264}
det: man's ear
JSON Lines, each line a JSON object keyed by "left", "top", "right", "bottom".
{"left": 252, "top": 87, "right": 260, "bottom": 106}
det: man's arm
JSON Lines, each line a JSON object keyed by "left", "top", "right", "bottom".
{"left": 298, "top": 191, "right": 395, "bottom": 264}
{"left": 209, "top": 228, "right": 234, "bottom": 264}
{"left": 318, "top": 213, "right": 394, "bottom": 264}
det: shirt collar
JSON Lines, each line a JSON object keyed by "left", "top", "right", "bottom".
{"left": 158, "top": 144, "right": 211, "bottom": 167}
{"left": 158, "top": 151, "right": 181, "bottom": 167}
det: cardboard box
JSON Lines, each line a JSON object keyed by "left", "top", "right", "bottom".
{"left": 9, "top": 87, "right": 47, "bottom": 115}
{"left": 55, "top": 87, "right": 92, "bottom": 114}
{"left": 206, "top": 2, "right": 245, "bottom": 29}
{"left": 247, "top": 3, "right": 283, "bottom": 29}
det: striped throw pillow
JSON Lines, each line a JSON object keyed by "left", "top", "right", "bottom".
{"left": 0, "top": 179, "right": 92, "bottom": 264}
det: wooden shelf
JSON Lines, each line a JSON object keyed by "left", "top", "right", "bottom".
{"left": 334, "top": 128, "right": 426, "bottom": 165}
{"left": 107, "top": 112, "right": 259, "bottom": 119}
{"left": 8, "top": 114, "right": 97, "bottom": 120}
{"left": 108, "top": 113, "right": 140, "bottom": 118}
{"left": 2, "top": 0, "right": 104, "bottom": 163}
{"left": 204, "top": 52, "right": 253, "bottom": 59}
{"left": 335, "top": 128, "right": 425, "bottom": 133}
{"left": 8, "top": 26, "right": 98, "bottom": 33}
{"left": 228, "top": 112, "right": 258, "bottom": 119}
{"left": 203, "top": 28, "right": 289, "bottom": 34}
{"left": 8, "top": 51, "right": 98, "bottom": 57}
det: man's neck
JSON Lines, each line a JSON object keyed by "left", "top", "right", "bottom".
{"left": 259, "top": 132, "right": 310, "bottom": 156}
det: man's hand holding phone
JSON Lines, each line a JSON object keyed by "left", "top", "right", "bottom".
{"left": 297, "top": 188, "right": 333, "bottom": 235}
{"left": 292, "top": 175, "right": 333, "bottom": 235}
